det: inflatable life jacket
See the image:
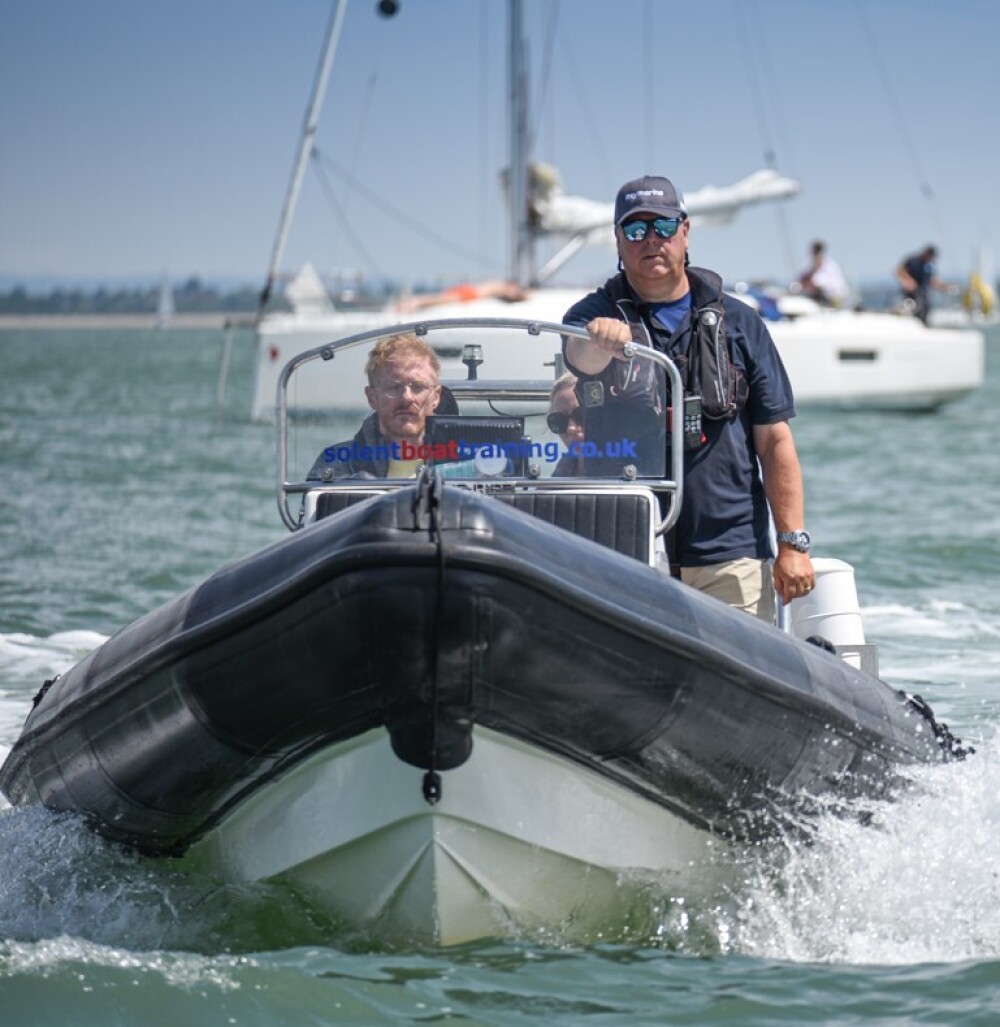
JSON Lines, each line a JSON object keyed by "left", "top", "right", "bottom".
{"left": 604, "top": 267, "right": 747, "bottom": 420}
{"left": 574, "top": 269, "right": 748, "bottom": 476}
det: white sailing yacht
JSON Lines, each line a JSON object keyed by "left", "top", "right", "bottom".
{"left": 248, "top": 0, "right": 984, "bottom": 420}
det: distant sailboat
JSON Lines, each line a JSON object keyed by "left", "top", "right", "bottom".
{"left": 248, "top": 0, "right": 984, "bottom": 420}
{"left": 156, "top": 272, "right": 175, "bottom": 328}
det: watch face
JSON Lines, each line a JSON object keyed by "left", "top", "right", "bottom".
{"left": 779, "top": 530, "right": 810, "bottom": 552}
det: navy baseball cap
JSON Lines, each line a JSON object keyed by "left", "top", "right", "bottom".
{"left": 614, "top": 176, "right": 687, "bottom": 225}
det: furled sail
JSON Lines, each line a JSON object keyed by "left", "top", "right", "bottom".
{"left": 526, "top": 164, "right": 801, "bottom": 282}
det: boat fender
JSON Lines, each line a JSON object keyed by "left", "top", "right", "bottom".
{"left": 388, "top": 470, "right": 474, "bottom": 797}
{"left": 900, "top": 691, "right": 974, "bottom": 760}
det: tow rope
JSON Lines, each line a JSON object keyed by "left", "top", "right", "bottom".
{"left": 901, "top": 690, "right": 974, "bottom": 760}
{"left": 413, "top": 467, "right": 446, "bottom": 804}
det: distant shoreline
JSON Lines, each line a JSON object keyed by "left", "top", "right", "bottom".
{"left": 0, "top": 313, "right": 255, "bottom": 330}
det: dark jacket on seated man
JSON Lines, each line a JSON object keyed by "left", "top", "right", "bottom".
{"left": 307, "top": 412, "right": 390, "bottom": 480}
{"left": 307, "top": 387, "right": 461, "bottom": 481}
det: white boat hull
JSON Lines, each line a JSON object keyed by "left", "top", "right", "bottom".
{"left": 188, "top": 727, "right": 716, "bottom": 947}
{"left": 250, "top": 292, "right": 984, "bottom": 420}
{"left": 769, "top": 309, "right": 984, "bottom": 410}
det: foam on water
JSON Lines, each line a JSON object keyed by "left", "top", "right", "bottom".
{"left": 867, "top": 603, "right": 972, "bottom": 640}
{"left": 0, "top": 805, "right": 341, "bottom": 956}
{"left": 0, "top": 806, "right": 198, "bottom": 948}
{"left": 0, "top": 629, "right": 107, "bottom": 688}
{"left": 711, "top": 737, "right": 1000, "bottom": 965}
{"left": 865, "top": 599, "right": 999, "bottom": 645}
{"left": 859, "top": 597, "right": 1000, "bottom": 732}
{"left": 0, "top": 630, "right": 108, "bottom": 782}
{"left": 0, "top": 935, "right": 250, "bottom": 991}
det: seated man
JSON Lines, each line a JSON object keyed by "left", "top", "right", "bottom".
{"left": 798, "top": 240, "right": 849, "bottom": 307}
{"left": 547, "top": 372, "right": 585, "bottom": 477}
{"left": 308, "top": 333, "right": 443, "bottom": 480}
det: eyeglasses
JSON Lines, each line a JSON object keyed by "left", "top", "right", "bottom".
{"left": 376, "top": 380, "right": 437, "bottom": 399}
{"left": 620, "top": 217, "right": 685, "bottom": 243}
{"left": 546, "top": 408, "right": 583, "bottom": 434}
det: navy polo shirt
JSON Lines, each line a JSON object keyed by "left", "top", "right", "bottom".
{"left": 564, "top": 273, "right": 795, "bottom": 567}
{"left": 903, "top": 254, "right": 935, "bottom": 291}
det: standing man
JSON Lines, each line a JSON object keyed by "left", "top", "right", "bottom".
{"left": 895, "top": 245, "right": 953, "bottom": 325}
{"left": 563, "top": 175, "right": 815, "bottom": 621}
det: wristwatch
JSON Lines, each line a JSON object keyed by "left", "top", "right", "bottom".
{"left": 776, "top": 530, "right": 811, "bottom": 553}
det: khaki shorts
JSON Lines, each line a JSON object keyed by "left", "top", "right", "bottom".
{"left": 681, "top": 557, "right": 775, "bottom": 623}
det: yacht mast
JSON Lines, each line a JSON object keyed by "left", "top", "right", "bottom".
{"left": 507, "top": 0, "right": 530, "bottom": 287}
{"left": 258, "top": 0, "right": 350, "bottom": 313}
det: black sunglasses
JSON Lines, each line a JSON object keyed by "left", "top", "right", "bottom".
{"left": 620, "top": 216, "right": 684, "bottom": 243}
{"left": 546, "top": 409, "right": 583, "bottom": 434}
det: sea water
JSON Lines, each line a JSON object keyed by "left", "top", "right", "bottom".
{"left": 1, "top": 325, "right": 999, "bottom": 1025}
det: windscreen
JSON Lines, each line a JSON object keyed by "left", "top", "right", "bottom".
{"left": 283, "top": 322, "right": 668, "bottom": 484}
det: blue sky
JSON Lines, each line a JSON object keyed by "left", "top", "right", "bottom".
{"left": 2, "top": 0, "right": 997, "bottom": 294}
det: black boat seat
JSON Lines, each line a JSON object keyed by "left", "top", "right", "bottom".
{"left": 312, "top": 488, "right": 654, "bottom": 563}
{"left": 495, "top": 492, "right": 652, "bottom": 563}
{"left": 313, "top": 491, "right": 387, "bottom": 519}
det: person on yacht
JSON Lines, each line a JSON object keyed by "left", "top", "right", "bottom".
{"left": 895, "top": 245, "right": 955, "bottom": 325}
{"left": 562, "top": 174, "right": 815, "bottom": 621}
{"left": 307, "top": 333, "right": 444, "bottom": 480}
{"left": 798, "top": 240, "right": 850, "bottom": 307}
{"left": 547, "top": 373, "right": 586, "bottom": 477}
